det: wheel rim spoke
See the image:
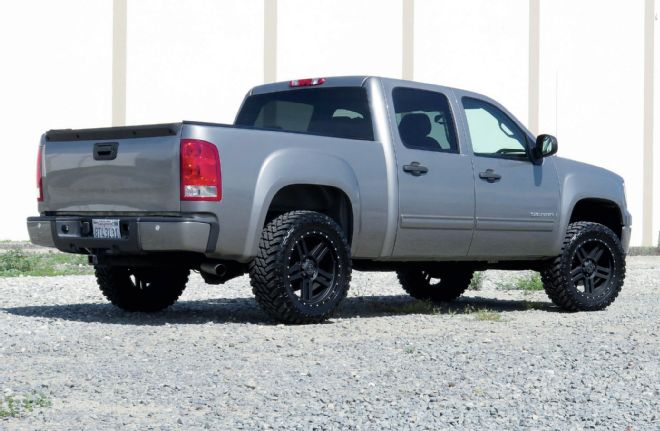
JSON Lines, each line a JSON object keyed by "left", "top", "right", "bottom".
{"left": 131, "top": 273, "right": 144, "bottom": 290}
{"left": 589, "top": 246, "right": 605, "bottom": 262}
{"left": 300, "top": 238, "right": 310, "bottom": 256}
{"left": 316, "top": 269, "right": 333, "bottom": 288}
{"left": 570, "top": 267, "right": 585, "bottom": 284}
{"left": 310, "top": 242, "right": 330, "bottom": 262}
{"left": 594, "top": 265, "right": 611, "bottom": 281}
{"left": 301, "top": 278, "right": 313, "bottom": 300}
{"left": 288, "top": 262, "right": 303, "bottom": 281}
{"left": 296, "top": 241, "right": 306, "bottom": 259}
{"left": 575, "top": 247, "right": 589, "bottom": 264}
{"left": 584, "top": 276, "right": 595, "bottom": 293}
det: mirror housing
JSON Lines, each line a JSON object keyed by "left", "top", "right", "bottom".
{"left": 531, "top": 134, "right": 558, "bottom": 163}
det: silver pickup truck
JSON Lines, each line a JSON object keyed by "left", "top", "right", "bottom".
{"left": 27, "top": 76, "right": 631, "bottom": 324}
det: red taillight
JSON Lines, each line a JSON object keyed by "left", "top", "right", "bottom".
{"left": 36, "top": 145, "right": 43, "bottom": 202}
{"left": 289, "top": 77, "right": 326, "bottom": 87}
{"left": 180, "top": 139, "right": 221, "bottom": 201}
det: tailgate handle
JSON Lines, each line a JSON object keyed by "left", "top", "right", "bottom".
{"left": 93, "top": 142, "right": 119, "bottom": 161}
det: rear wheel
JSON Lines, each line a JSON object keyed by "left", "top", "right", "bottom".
{"left": 541, "top": 221, "right": 625, "bottom": 311}
{"left": 249, "top": 211, "right": 352, "bottom": 324}
{"left": 397, "top": 267, "right": 474, "bottom": 302}
{"left": 95, "top": 266, "right": 189, "bottom": 312}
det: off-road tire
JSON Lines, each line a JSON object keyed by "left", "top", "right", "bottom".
{"left": 249, "top": 211, "right": 352, "bottom": 324}
{"left": 95, "top": 266, "right": 189, "bottom": 312}
{"left": 396, "top": 268, "right": 474, "bottom": 302}
{"left": 541, "top": 221, "right": 625, "bottom": 311}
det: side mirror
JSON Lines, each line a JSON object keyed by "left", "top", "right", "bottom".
{"left": 532, "top": 134, "right": 558, "bottom": 162}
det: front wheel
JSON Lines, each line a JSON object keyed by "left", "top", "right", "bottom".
{"left": 249, "top": 211, "right": 352, "bottom": 324}
{"left": 95, "top": 266, "right": 189, "bottom": 312}
{"left": 541, "top": 221, "right": 625, "bottom": 311}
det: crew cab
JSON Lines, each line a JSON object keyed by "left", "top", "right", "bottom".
{"left": 27, "top": 76, "right": 631, "bottom": 323}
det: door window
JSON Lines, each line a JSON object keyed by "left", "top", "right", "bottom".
{"left": 462, "top": 98, "right": 528, "bottom": 159}
{"left": 392, "top": 88, "right": 459, "bottom": 153}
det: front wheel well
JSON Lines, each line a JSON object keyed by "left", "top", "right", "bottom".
{"left": 264, "top": 184, "right": 354, "bottom": 243}
{"left": 568, "top": 198, "right": 623, "bottom": 239}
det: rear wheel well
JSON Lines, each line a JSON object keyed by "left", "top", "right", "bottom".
{"left": 265, "top": 185, "right": 354, "bottom": 243}
{"left": 569, "top": 198, "right": 623, "bottom": 239}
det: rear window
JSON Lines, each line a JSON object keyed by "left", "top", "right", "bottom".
{"left": 235, "top": 87, "right": 374, "bottom": 141}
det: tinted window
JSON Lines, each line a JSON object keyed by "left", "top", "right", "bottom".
{"left": 236, "top": 87, "right": 374, "bottom": 141}
{"left": 392, "top": 87, "right": 458, "bottom": 153}
{"left": 462, "top": 97, "right": 528, "bottom": 159}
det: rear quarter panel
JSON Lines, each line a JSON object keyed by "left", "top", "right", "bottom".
{"left": 180, "top": 123, "right": 390, "bottom": 262}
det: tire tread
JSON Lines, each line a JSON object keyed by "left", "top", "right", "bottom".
{"left": 95, "top": 266, "right": 189, "bottom": 312}
{"left": 397, "top": 268, "right": 474, "bottom": 302}
{"left": 541, "top": 221, "right": 625, "bottom": 311}
{"left": 249, "top": 211, "right": 352, "bottom": 324}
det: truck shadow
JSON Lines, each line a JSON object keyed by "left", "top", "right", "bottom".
{"left": 2, "top": 294, "right": 557, "bottom": 326}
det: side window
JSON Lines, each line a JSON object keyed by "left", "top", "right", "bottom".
{"left": 462, "top": 97, "right": 528, "bottom": 159}
{"left": 392, "top": 87, "right": 458, "bottom": 153}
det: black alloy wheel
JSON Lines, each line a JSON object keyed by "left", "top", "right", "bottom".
{"left": 249, "top": 211, "right": 352, "bottom": 324}
{"left": 569, "top": 239, "right": 614, "bottom": 296}
{"left": 541, "top": 221, "right": 625, "bottom": 311}
{"left": 397, "top": 267, "right": 474, "bottom": 302}
{"left": 287, "top": 231, "right": 339, "bottom": 305}
{"left": 95, "top": 266, "right": 189, "bottom": 312}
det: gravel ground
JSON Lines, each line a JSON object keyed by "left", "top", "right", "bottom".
{"left": 0, "top": 257, "right": 658, "bottom": 430}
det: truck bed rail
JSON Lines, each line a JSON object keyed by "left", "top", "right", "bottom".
{"left": 45, "top": 123, "right": 181, "bottom": 142}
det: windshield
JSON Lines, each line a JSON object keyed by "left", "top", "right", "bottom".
{"left": 235, "top": 87, "right": 374, "bottom": 141}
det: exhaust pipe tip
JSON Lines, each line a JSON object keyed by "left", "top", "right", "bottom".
{"left": 200, "top": 262, "right": 227, "bottom": 277}
{"left": 214, "top": 264, "right": 227, "bottom": 277}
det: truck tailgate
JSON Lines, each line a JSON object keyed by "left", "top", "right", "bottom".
{"left": 42, "top": 124, "right": 182, "bottom": 213}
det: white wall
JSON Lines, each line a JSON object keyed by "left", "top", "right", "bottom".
{"left": 126, "top": 0, "right": 263, "bottom": 125}
{"left": 0, "top": 0, "right": 112, "bottom": 240}
{"left": 278, "top": 0, "right": 402, "bottom": 80}
{"left": 655, "top": 0, "right": 660, "bottom": 246}
{"left": 415, "top": 0, "right": 529, "bottom": 124}
{"left": 539, "top": 0, "right": 645, "bottom": 246}
{"left": 0, "top": 0, "right": 656, "bottom": 245}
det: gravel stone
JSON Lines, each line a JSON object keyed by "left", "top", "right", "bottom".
{"left": 0, "top": 257, "right": 658, "bottom": 430}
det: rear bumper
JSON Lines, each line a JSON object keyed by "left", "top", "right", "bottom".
{"left": 26, "top": 215, "right": 218, "bottom": 254}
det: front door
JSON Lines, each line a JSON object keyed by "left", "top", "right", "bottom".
{"left": 461, "top": 97, "right": 560, "bottom": 258}
{"left": 391, "top": 87, "right": 475, "bottom": 258}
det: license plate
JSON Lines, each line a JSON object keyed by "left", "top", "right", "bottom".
{"left": 92, "top": 219, "right": 121, "bottom": 239}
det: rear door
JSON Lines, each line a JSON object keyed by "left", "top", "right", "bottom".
{"left": 390, "top": 87, "right": 475, "bottom": 258}
{"left": 460, "top": 97, "right": 560, "bottom": 257}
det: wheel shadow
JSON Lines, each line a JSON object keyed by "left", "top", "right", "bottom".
{"left": 2, "top": 294, "right": 557, "bottom": 326}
